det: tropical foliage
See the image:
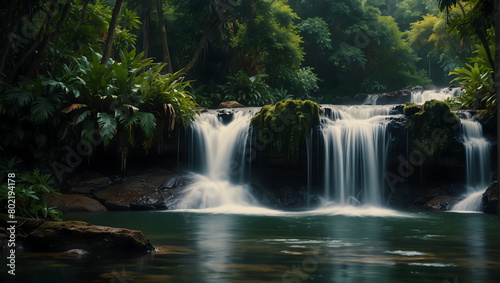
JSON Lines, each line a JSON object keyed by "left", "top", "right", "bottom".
{"left": 0, "top": 159, "right": 62, "bottom": 221}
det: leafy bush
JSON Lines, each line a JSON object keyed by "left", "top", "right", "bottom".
{"left": 272, "top": 88, "right": 294, "bottom": 102}
{"left": 218, "top": 70, "right": 274, "bottom": 106}
{"left": 0, "top": 159, "right": 62, "bottom": 221}
{"left": 0, "top": 73, "right": 78, "bottom": 161}
{"left": 282, "top": 67, "right": 320, "bottom": 100}
{"left": 63, "top": 49, "right": 198, "bottom": 170}
{"left": 448, "top": 44, "right": 495, "bottom": 116}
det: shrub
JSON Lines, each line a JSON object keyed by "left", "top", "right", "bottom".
{"left": 218, "top": 70, "right": 274, "bottom": 106}
{"left": 0, "top": 159, "right": 62, "bottom": 221}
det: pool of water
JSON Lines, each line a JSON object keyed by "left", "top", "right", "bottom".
{"left": 3, "top": 208, "right": 500, "bottom": 283}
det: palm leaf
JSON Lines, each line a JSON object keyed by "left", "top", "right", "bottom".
{"left": 31, "top": 96, "right": 57, "bottom": 124}
{"left": 97, "top": 112, "right": 117, "bottom": 146}
{"left": 136, "top": 112, "right": 156, "bottom": 139}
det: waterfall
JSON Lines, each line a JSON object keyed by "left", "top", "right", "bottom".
{"left": 411, "top": 88, "right": 461, "bottom": 104}
{"left": 320, "top": 105, "right": 392, "bottom": 206}
{"left": 452, "top": 118, "right": 491, "bottom": 211}
{"left": 176, "top": 110, "right": 257, "bottom": 209}
{"left": 363, "top": 94, "right": 380, "bottom": 105}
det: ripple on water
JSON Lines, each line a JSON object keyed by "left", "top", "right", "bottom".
{"left": 408, "top": 263, "right": 457, "bottom": 267}
{"left": 384, "top": 250, "right": 427, "bottom": 256}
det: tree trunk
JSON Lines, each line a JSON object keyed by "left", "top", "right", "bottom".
{"left": 142, "top": 1, "right": 151, "bottom": 60}
{"left": 101, "top": 0, "right": 123, "bottom": 64}
{"left": 475, "top": 27, "right": 495, "bottom": 70}
{"left": 495, "top": 0, "right": 500, "bottom": 216}
{"left": 183, "top": 21, "right": 222, "bottom": 75}
{"left": 156, "top": 0, "right": 173, "bottom": 73}
{"left": 8, "top": 4, "right": 57, "bottom": 82}
{"left": 78, "top": 0, "right": 91, "bottom": 27}
{"left": 28, "top": 0, "right": 71, "bottom": 78}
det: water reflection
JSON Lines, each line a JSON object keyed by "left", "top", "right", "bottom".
{"left": 18, "top": 210, "right": 499, "bottom": 283}
{"left": 194, "top": 215, "right": 235, "bottom": 283}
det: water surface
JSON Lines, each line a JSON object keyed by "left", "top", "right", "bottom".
{"left": 4, "top": 209, "right": 500, "bottom": 283}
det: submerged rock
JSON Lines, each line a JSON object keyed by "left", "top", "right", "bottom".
{"left": 482, "top": 181, "right": 499, "bottom": 215}
{"left": 25, "top": 221, "right": 154, "bottom": 254}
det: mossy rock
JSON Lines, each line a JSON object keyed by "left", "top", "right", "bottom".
{"left": 251, "top": 100, "right": 321, "bottom": 159}
{"left": 407, "top": 100, "right": 460, "bottom": 158}
{"left": 403, "top": 102, "right": 421, "bottom": 117}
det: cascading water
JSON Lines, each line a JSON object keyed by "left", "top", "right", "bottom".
{"left": 319, "top": 105, "right": 392, "bottom": 206}
{"left": 453, "top": 117, "right": 492, "bottom": 211}
{"left": 411, "top": 88, "right": 461, "bottom": 104}
{"left": 176, "top": 110, "right": 257, "bottom": 209}
{"left": 363, "top": 94, "right": 380, "bottom": 105}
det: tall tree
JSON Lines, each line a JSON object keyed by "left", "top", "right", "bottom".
{"left": 142, "top": 0, "right": 151, "bottom": 60}
{"left": 156, "top": 0, "right": 173, "bottom": 73}
{"left": 101, "top": 0, "right": 124, "bottom": 64}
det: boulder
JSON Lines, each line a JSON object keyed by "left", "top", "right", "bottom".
{"left": 424, "top": 84, "right": 439, "bottom": 90}
{"left": 62, "top": 249, "right": 88, "bottom": 256}
{"left": 25, "top": 221, "right": 154, "bottom": 254}
{"left": 424, "top": 195, "right": 459, "bottom": 211}
{"left": 217, "top": 109, "right": 234, "bottom": 124}
{"left": 46, "top": 194, "right": 107, "bottom": 212}
{"left": 92, "top": 169, "right": 193, "bottom": 210}
{"left": 69, "top": 177, "right": 110, "bottom": 194}
{"left": 218, "top": 101, "right": 245, "bottom": 108}
{"left": 482, "top": 181, "right": 499, "bottom": 215}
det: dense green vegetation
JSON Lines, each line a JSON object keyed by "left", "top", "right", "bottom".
{"left": 0, "top": 0, "right": 497, "bottom": 218}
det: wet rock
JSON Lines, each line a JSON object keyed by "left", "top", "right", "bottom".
{"left": 25, "top": 221, "right": 153, "bottom": 254}
{"left": 218, "top": 101, "right": 245, "bottom": 108}
{"left": 0, "top": 215, "right": 47, "bottom": 235}
{"left": 92, "top": 169, "right": 192, "bottom": 211}
{"left": 353, "top": 93, "right": 368, "bottom": 103}
{"left": 46, "top": 194, "right": 107, "bottom": 212}
{"left": 69, "top": 177, "right": 110, "bottom": 194}
{"left": 389, "top": 104, "right": 405, "bottom": 115}
{"left": 62, "top": 249, "right": 88, "bottom": 256}
{"left": 387, "top": 186, "right": 410, "bottom": 209}
{"left": 249, "top": 183, "right": 316, "bottom": 208}
{"left": 158, "top": 173, "right": 192, "bottom": 192}
{"left": 387, "top": 116, "right": 407, "bottom": 131}
{"left": 424, "top": 195, "right": 459, "bottom": 211}
{"left": 482, "top": 181, "right": 498, "bottom": 215}
{"left": 217, "top": 109, "right": 234, "bottom": 124}
{"left": 424, "top": 84, "right": 439, "bottom": 90}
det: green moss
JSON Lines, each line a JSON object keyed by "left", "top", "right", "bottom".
{"left": 251, "top": 99, "right": 321, "bottom": 159}
{"left": 407, "top": 100, "right": 459, "bottom": 158}
{"left": 403, "top": 102, "right": 421, "bottom": 117}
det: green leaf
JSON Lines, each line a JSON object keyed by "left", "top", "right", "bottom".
{"left": 31, "top": 96, "right": 57, "bottom": 124}
{"left": 136, "top": 112, "right": 156, "bottom": 139}
{"left": 97, "top": 112, "right": 117, "bottom": 146}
